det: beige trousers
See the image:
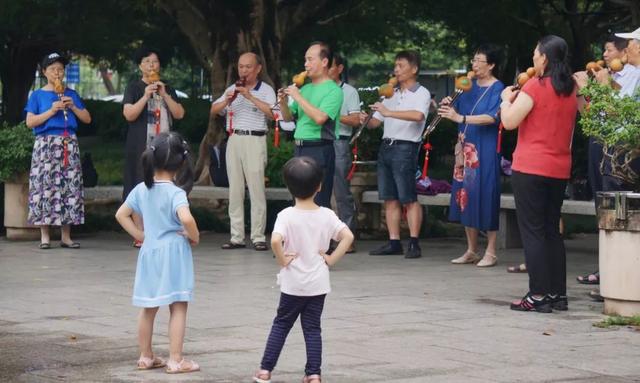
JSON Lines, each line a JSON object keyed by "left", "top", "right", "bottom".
{"left": 226, "top": 134, "right": 267, "bottom": 244}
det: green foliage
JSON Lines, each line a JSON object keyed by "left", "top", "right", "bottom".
{"left": 593, "top": 315, "right": 640, "bottom": 328}
{"left": 78, "top": 137, "right": 124, "bottom": 185}
{"left": 579, "top": 81, "right": 640, "bottom": 187}
{"left": 172, "top": 99, "right": 211, "bottom": 144}
{"left": 266, "top": 131, "right": 294, "bottom": 187}
{"left": 0, "top": 121, "right": 34, "bottom": 181}
{"left": 580, "top": 81, "right": 640, "bottom": 148}
{"left": 80, "top": 100, "right": 127, "bottom": 139}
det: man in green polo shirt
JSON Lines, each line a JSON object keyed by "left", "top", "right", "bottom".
{"left": 280, "top": 41, "right": 343, "bottom": 207}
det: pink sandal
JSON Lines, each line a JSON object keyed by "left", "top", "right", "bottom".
{"left": 253, "top": 369, "right": 271, "bottom": 383}
{"left": 165, "top": 358, "right": 200, "bottom": 374}
{"left": 136, "top": 355, "right": 166, "bottom": 370}
{"left": 303, "top": 374, "right": 322, "bottom": 383}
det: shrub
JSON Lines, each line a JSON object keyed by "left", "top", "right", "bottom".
{"left": 579, "top": 81, "right": 640, "bottom": 189}
{"left": 0, "top": 121, "right": 34, "bottom": 181}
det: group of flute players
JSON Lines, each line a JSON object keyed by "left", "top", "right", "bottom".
{"left": 213, "top": 27, "right": 640, "bottom": 313}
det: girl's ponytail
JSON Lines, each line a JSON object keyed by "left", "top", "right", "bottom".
{"left": 141, "top": 146, "right": 156, "bottom": 189}
{"left": 175, "top": 140, "right": 195, "bottom": 194}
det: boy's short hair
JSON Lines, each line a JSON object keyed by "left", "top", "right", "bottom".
{"left": 283, "top": 157, "right": 323, "bottom": 199}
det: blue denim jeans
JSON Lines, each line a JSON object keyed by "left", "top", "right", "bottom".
{"left": 377, "top": 141, "right": 420, "bottom": 204}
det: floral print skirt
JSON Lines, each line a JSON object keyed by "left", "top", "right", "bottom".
{"left": 28, "top": 135, "right": 84, "bottom": 226}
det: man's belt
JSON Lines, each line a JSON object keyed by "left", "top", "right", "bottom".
{"left": 382, "top": 138, "right": 420, "bottom": 146}
{"left": 233, "top": 129, "right": 266, "bottom": 136}
{"left": 294, "top": 139, "right": 334, "bottom": 147}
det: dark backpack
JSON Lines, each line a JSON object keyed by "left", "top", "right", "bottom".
{"left": 82, "top": 152, "right": 98, "bottom": 187}
{"left": 209, "top": 139, "right": 229, "bottom": 187}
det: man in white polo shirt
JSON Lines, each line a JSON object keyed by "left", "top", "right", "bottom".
{"left": 365, "top": 50, "right": 430, "bottom": 259}
{"left": 328, "top": 53, "right": 360, "bottom": 252}
{"left": 211, "top": 52, "right": 276, "bottom": 251}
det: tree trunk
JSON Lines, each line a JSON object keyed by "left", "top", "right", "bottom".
{"left": 1, "top": 41, "right": 43, "bottom": 124}
{"left": 99, "top": 63, "right": 116, "bottom": 95}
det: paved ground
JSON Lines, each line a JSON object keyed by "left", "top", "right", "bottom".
{"left": 1, "top": 232, "right": 639, "bottom": 382}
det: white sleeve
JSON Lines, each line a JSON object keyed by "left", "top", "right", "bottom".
{"left": 213, "top": 85, "right": 235, "bottom": 116}
{"left": 409, "top": 88, "right": 430, "bottom": 120}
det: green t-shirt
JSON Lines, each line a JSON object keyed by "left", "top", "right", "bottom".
{"left": 291, "top": 79, "right": 344, "bottom": 140}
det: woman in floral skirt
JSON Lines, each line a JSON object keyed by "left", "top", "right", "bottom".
{"left": 24, "top": 53, "right": 91, "bottom": 249}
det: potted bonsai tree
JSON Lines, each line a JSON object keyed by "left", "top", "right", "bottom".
{"left": 0, "top": 121, "right": 37, "bottom": 240}
{"left": 580, "top": 81, "right": 640, "bottom": 316}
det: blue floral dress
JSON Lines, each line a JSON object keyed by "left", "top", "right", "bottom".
{"left": 448, "top": 79, "right": 504, "bottom": 231}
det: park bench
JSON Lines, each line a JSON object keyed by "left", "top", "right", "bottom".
{"left": 84, "top": 185, "right": 293, "bottom": 205}
{"left": 361, "top": 191, "right": 596, "bottom": 249}
{"left": 84, "top": 186, "right": 595, "bottom": 249}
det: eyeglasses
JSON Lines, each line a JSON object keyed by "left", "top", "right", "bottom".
{"left": 470, "top": 59, "right": 488, "bottom": 64}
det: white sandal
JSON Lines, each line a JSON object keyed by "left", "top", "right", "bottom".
{"left": 477, "top": 252, "right": 497, "bottom": 267}
{"left": 165, "top": 358, "right": 200, "bottom": 374}
{"left": 137, "top": 355, "right": 166, "bottom": 370}
{"left": 451, "top": 250, "right": 480, "bottom": 264}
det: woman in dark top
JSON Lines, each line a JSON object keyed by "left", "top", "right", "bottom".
{"left": 122, "top": 47, "right": 185, "bottom": 246}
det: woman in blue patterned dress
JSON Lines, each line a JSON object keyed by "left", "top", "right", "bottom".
{"left": 25, "top": 53, "right": 91, "bottom": 249}
{"left": 438, "top": 44, "right": 504, "bottom": 267}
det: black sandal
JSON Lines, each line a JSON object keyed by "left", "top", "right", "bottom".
{"left": 221, "top": 242, "right": 246, "bottom": 250}
{"left": 39, "top": 243, "right": 51, "bottom": 249}
{"left": 253, "top": 241, "right": 268, "bottom": 251}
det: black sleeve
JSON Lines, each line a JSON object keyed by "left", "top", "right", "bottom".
{"left": 166, "top": 85, "right": 181, "bottom": 104}
{"left": 123, "top": 81, "right": 141, "bottom": 105}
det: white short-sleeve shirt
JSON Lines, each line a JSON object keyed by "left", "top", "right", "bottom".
{"left": 213, "top": 81, "right": 276, "bottom": 131}
{"left": 272, "top": 206, "right": 347, "bottom": 296}
{"left": 338, "top": 82, "right": 361, "bottom": 137}
{"left": 372, "top": 83, "right": 431, "bottom": 142}
{"left": 614, "top": 64, "right": 640, "bottom": 98}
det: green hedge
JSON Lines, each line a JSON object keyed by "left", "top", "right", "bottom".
{"left": 79, "top": 98, "right": 211, "bottom": 144}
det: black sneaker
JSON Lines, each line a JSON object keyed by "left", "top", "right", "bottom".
{"left": 369, "top": 243, "right": 403, "bottom": 256}
{"left": 549, "top": 294, "right": 568, "bottom": 311}
{"left": 405, "top": 242, "right": 422, "bottom": 259}
{"left": 510, "top": 292, "right": 552, "bottom": 313}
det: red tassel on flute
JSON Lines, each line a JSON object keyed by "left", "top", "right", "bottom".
{"left": 346, "top": 143, "right": 358, "bottom": 180}
{"left": 421, "top": 142, "right": 432, "bottom": 180}
{"left": 273, "top": 111, "right": 281, "bottom": 147}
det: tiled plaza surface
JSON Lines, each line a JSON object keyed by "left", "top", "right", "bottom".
{"left": 1, "top": 232, "right": 639, "bottom": 382}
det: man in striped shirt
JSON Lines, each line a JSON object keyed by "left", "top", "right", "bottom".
{"left": 211, "top": 52, "right": 276, "bottom": 251}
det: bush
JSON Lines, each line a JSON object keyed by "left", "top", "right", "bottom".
{"left": 0, "top": 121, "right": 34, "bottom": 181}
{"left": 79, "top": 100, "right": 128, "bottom": 139}
{"left": 580, "top": 81, "right": 640, "bottom": 189}
{"left": 80, "top": 98, "right": 212, "bottom": 144}
{"left": 173, "top": 99, "right": 211, "bottom": 143}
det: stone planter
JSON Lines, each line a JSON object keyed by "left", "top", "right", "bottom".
{"left": 3, "top": 174, "right": 39, "bottom": 240}
{"left": 597, "top": 191, "right": 640, "bottom": 316}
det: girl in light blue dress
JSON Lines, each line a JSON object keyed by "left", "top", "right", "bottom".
{"left": 115, "top": 132, "right": 200, "bottom": 374}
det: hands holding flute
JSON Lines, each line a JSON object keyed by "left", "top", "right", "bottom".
{"left": 574, "top": 58, "right": 624, "bottom": 90}
{"left": 350, "top": 76, "right": 396, "bottom": 144}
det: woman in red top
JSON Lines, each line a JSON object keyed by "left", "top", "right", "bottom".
{"left": 500, "top": 35, "right": 578, "bottom": 313}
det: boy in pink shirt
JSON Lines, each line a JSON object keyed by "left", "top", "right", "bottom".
{"left": 253, "top": 157, "right": 354, "bottom": 383}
